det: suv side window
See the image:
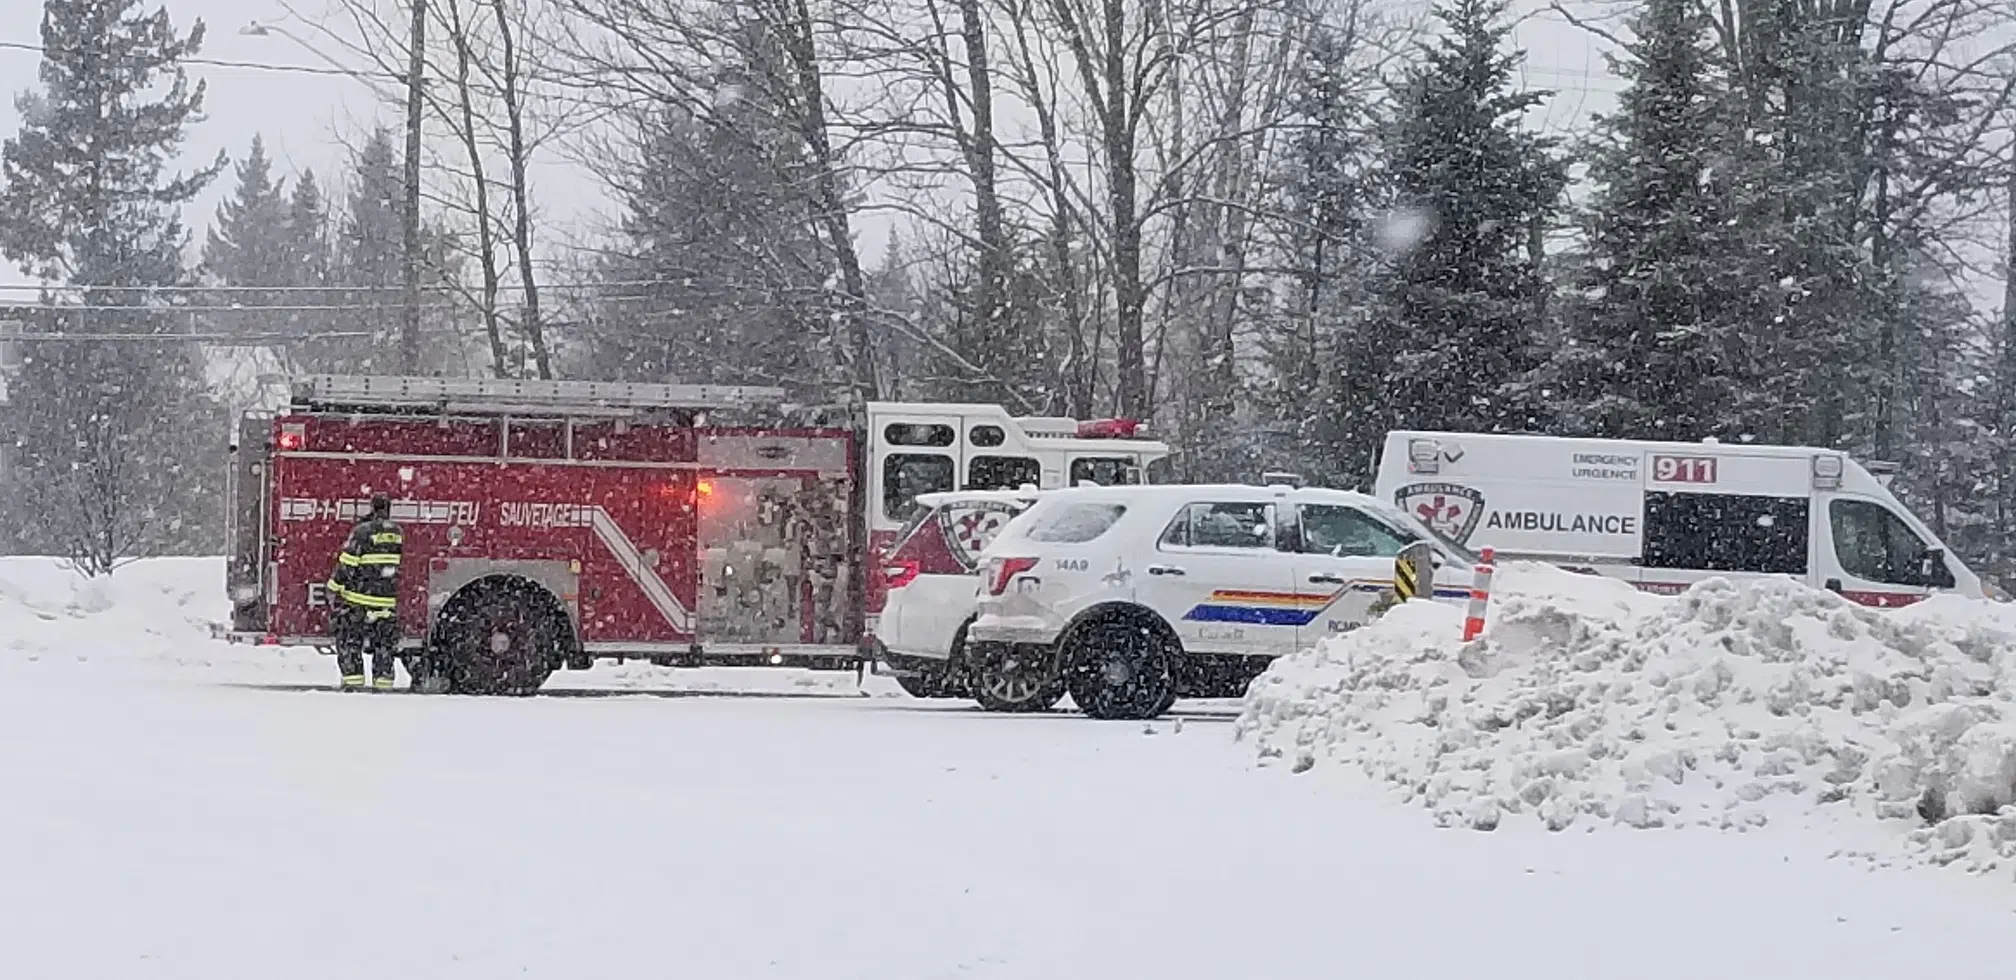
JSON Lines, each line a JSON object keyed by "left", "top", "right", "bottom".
{"left": 1298, "top": 504, "right": 1414, "bottom": 557}
{"left": 1830, "top": 498, "right": 1949, "bottom": 586}
{"left": 1160, "top": 502, "right": 1276, "bottom": 550}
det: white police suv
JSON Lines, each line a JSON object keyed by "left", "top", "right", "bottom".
{"left": 964, "top": 483, "right": 1475, "bottom": 718}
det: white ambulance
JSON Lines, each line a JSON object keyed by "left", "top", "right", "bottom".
{"left": 1371, "top": 431, "right": 1995, "bottom": 607}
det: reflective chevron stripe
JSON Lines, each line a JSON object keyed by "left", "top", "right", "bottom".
{"left": 589, "top": 506, "right": 693, "bottom": 634}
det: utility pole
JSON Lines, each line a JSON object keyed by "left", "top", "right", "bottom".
{"left": 401, "top": 0, "right": 427, "bottom": 374}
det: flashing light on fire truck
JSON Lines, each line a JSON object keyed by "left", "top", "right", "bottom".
{"left": 221, "top": 374, "right": 1172, "bottom": 696}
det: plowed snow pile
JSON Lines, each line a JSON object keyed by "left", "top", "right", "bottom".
{"left": 1236, "top": 564, "right": 2016, "bottom": 875}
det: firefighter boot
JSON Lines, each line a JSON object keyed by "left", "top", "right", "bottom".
{"left": 340, "top": 674, "right": 367, "bottom": 690}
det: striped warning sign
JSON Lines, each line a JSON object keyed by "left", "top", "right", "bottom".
{"left": 1393, "top": 541, "right": 1432, "bottom": 602}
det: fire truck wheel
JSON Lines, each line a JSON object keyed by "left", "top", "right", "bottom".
{"left": 436, "top": 580, "right": 565, "bottom": 696}
{"left": 1061, "top": 609, "right": 1179, "bottom": 721}
{"left": 966, "top": 641, "right": 1065, "bottom": 713}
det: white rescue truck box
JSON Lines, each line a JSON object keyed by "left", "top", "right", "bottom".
{"left": 1372, "top": 431, "right": 1991, "bottom": 608}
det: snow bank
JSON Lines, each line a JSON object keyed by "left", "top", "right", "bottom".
{"left": 1236, "top": 563, "right": 2016, "bottom": 876}
{"left": 0, "top": 556, "right": 231, "bottom": 660}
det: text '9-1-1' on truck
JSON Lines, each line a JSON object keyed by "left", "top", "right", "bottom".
{"left": 220, "top": 374, "right": 1170, "bottom": 695}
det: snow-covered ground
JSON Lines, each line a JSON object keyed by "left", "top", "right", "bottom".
{"left": 6, "top": 557, "right": 2016, "bottom": 978}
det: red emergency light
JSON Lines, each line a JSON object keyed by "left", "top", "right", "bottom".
{"left": 1076, "top": 418, "right": 1142, "bottom": 440}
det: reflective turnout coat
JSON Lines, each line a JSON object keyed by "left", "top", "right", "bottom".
{"left": 327, "top": 518, "right": 404, "bottom": 622}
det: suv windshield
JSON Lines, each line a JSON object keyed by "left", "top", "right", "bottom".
{"left": 1362, "top": 499, "right": 1478, "bottom": 564}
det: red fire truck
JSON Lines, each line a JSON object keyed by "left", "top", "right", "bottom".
{"left": 222, "top": 374, "right": 1168, "bottom": 694}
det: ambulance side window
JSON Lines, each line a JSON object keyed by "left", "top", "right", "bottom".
{"left": 1830, "top": 499, "right": 1949, "bottom": 587}
{"left": 968, "top": 455, "right": 1039, "bottom": 491}
{"left": 883, "top": 454, "right": 955, "bottom": 521}
{"left": 1071, "top": 457, "right": 1139, "bottom": 486}
{"left": 885, "top": 423, "right": 956, "bottom": 448}
{"left": 1643, "top": 491, "right": 1809, "bottom": 575}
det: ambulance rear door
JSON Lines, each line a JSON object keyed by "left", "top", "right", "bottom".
{"left": 868, "top": 408, "right": 966, "bottom": 538}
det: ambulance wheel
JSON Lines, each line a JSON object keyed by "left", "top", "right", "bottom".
{"left": 895, "top": 673, "right": 948, "bottom": 698}
{"left": 1062, "top": 609, "right": 1178, "bottom": 721}
{"left": 437, "top": 580, "right": 562, "bottom": 696}
{"left": 894, "top": 623, "right": 972, "bottom": 698}
{"left": 967, "top": 640, "right": 1064, "bottom": 713}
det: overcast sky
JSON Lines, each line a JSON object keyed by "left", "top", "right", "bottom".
{"left": 0, "top": 0, "right": 1644, "bottom": 292}
{"left": 5, "top": 0, "right": 2003, "bottom": 320}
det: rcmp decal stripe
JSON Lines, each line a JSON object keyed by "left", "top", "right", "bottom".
{"left": 1182, "top": 581, "right": 1470, "bottom": 627}
{"left": 588, "top": 506, "right": 694, "bottom": 635}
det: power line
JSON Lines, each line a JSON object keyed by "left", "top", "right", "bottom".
{"left": 0, "top": 280, "right": 707, "bottom": 295}
{"left": 0, "top": 39, "right": 402, "bottom": 81}
{"left": 7, "top": 331, "right": 375, "bottom": 343}
{"left": 0, "top": 303, "right": 451, "bottom": 313}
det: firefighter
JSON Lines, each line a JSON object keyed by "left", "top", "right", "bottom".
{"left": 326, "top": 493, "right": 404, "bottom": 690}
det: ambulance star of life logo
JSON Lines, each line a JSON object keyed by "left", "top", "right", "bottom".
{"left": 943, "top": 505, "right": 1012, "bottom": 569}
{"left": 1396, "top": 482, "right": 1485, "bottom": 545}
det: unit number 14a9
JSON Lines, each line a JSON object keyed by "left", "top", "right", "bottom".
{"left": 1652, "top": 455, "right": 1717, "bottom": 484}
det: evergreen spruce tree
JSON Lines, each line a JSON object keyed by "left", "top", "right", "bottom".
{"left": 0, "top": 0, "right": 226, "bottom": 571}
{"left": 329, "top": 128, "right": 464, "bottom": 373}
{"left": 1371, "top": 0, "right": 1566, "bottom": 434}
{"left": 203, "top": 135, "right": 290, "bottom": 312}
{"left": 279, "top": 168, "right": 345, "bottom": 370}
{"left": 333, "top": 127, "right": 402, "bottom": 371}
{"left": 1268, "top": 24, "right": 1383, "bottom": 487}
{"left": 589, "top": 81, "right": 830, "bottom": 394}
{"left": 1557, "top": 0, "right": 1744, "bottom": 440}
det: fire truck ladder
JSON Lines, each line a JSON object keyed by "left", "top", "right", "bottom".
{"left": 289, "top": 374, "right": 788, "bottom": 417}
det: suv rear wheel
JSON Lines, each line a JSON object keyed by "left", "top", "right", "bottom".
{"left": 1062, "top": 610, "right": 1179, "bottom": 720}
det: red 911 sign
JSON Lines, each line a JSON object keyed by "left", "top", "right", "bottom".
{"left": 1651, "top": 455, "right": 1717, "bottom": 484}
